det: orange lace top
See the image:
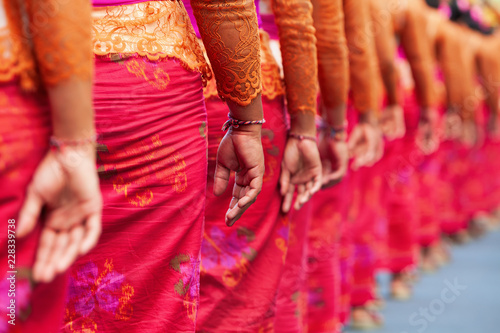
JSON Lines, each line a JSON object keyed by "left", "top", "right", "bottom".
{"left": 369, "top": 0, "right": 399, "bottom": 106}
{"left": 92, "top": 1, "right": 212, "bottom": 85}
{"left": 344, "top": 0, "right": 378, "bottom": 114}
{"left": 271, "top": 0, "right": 318, "bottom": 115}
{"left": 204, "top": 30, "right": 285, "bottom": 101}
{"left": 192, "top": 0, "right": 262, "bottom": 106}
{"left": 312, "top": 0, "right": 348, "bottom": 112}
{"left": 93, "top": 0, "right": 261, "bottom": 106}
{"left": 1, "top": 0, "right": 92, "bottom": 89}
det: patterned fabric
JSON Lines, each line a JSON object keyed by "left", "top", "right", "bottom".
{"left": 274, "top": 202, "right": 312, "bottom": 333}
{"left": 91, "top": 1, "right": 211, "bottom": 84}
{"left": 192, "top": 0, "right": 262, "bottom": 106}
{"left": 384, "top": 53, "right": 420, "bottom": 273}
{"left": 2, "top": 0, "right": 92, "bottom": 90}
{"left": 305, "top": 184, "right": 345, "bottom": 333}
{"left": 63, "top": 57, "right": 207, "bottom": 332}
{"left": 0, "top": 81, "right": 69, "bottom": 332}
{"left": 197, "top": 71, "right": 288, "bottom": 333}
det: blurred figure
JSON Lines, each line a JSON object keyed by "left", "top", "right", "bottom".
{"left": 183, "top": 0, "right": 322, "bottom": 330}
{"left": 0, "top": 0, "right": 101, "bottom": 331}
{"left": 63, "top": 0, "right": 265, "bottom": 331}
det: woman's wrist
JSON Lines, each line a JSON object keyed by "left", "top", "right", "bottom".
{"left": 289, "top": 112, "right": 317, "bottom": 137}
{"left": 358, "top": 110, "right": 378, "bottom": 125}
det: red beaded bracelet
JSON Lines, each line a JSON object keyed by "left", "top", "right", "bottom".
{"left": 222, "top": 113, "right": 266, "bottom": 131}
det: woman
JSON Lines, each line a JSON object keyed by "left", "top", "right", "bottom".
{"left": 0, "top": 0, "right": 102, "bottom": 331}
{"left": 63, "top": 0, "right": 266, "bottom": 331}
{"left": 183, "top": 0, "right": 322, "bottom": 330}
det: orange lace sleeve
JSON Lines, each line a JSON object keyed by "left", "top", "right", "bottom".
{"left": 312, "top": 0, "right": 348, "bottom": 115}
{"left": 191, "top": 0, "right": 262, "bottom": 106}
{"left": 2, "top": 0, "right": 37, "bottom": 89}
{"left": 25, "top": 0, "right": 92, "bottom": 86}
{"left": 8, "top": 0, "right": 92, "bottom": 88}
{"left": 369, "top": 0, "right": 399, "bottom": 106}
{"left": 343, "top": 0, "right": 378, "bottom": 114}
{"left": 272, "top": 0, "right": 318, "bottom": 115}
{"left": 399, "top": 1, "right": 436, "bottom": 109}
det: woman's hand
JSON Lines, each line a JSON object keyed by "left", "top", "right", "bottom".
{"left": 280, "top": 137, "right": 322, "bottom": 213}
{"left": 214, "top": 125, "right": 265, "bottom": 226}
{"left": 18, "top": 146, "right": 102, "bottom": 283}
{"left": 442, "top": 111, "right": 462, "bottom": 141}
{"left": 416, "top": 107, "right": 440, "bottom": 154}
{"left": 380, "top": 104, "right": 406, "bottom": 140}
{"left": 318, "top": 131, "right": 349, "bottom": 189}
{"left": 348, "top": 113, "right": 384, "bottom": 170}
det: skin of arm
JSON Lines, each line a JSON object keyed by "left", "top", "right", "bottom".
{"left": 15, "top": 0, "right": 102, "bottom": 283}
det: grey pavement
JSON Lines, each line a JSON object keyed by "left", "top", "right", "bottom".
{"left": 345, "top": 230, "right": 500, "bottom": 333}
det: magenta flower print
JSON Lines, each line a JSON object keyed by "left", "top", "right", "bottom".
{"left": 201, "top": 226, "right": 255, "bottom": 271}
{"left": 68, "top": 261, "right": 127, "bottom": 317}
{"left": 170, "top": 254, "right": 201, "bottom": 322}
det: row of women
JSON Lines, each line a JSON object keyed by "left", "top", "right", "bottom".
{"left": 1, "top": 0, "right": 499, "bottom": 331}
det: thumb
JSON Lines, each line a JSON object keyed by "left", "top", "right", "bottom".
{"left": 214, "top": 161, "right": 231, "bottom": 196}
{"left": 18, "top": 186, "right": 44, "bottom": 238}
{"left": 279, "top": 162, "right": 291, "bottom": 196}
{"left": 347, "top": 127, "right": 360, "bottom": 151}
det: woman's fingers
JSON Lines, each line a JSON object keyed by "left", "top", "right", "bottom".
{"left": 226, "top": 175, "right": 262, "bottom": 226}
{"left": 33, "top": 229, "right": 57, "bottom": 283}
{"left": 18, "top": 186, "right": 44, "bottom": 238}
{"left": 214, "top": 162, "right": 231, "bottom": 196}
{"left": 80, "top": 212, "right": 102, "bottom": 255}
{"left": 57, "top": 226, "right": 84, "bottom": 273}
{"left": 281, "top": 185, "right": 295, "bottom": 213}
{"left": 44, "top": 231, "right": 70, "bottom": 282}
{"left": 279, "top": 163, "right": 291, "bottom": 196}
{"left": 294, "top": 184, "right": 307, "bottom": 210}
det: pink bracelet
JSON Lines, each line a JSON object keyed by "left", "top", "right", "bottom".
{"left": 222, "top": 113, "right": 266, "bottom": 131}
{"left": 288, "top": 132, "right": 317, "bottom": 143}
{"left": 49, "top": 134, "right": 97, "bottom": 152}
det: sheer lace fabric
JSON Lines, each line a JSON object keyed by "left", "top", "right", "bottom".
{"left": 312, "top": 0, "right": 348, "bottom": 112}
{"left": 1, "top": 0, "right": 92, "bottom": 89}
{"left": 203, "top": 30, "right": 284, "bottom": 101}
{"left": 271, "top": 0, "right": 318, "bottom": 115}
{"left": 92, "top": 1, "right": 211, "bottom": 84}
{"left": 192, "top": 0, "right": 262, "bottom": 106}
{"left": 343, "top": 0, "right": 378, "bottom": 113}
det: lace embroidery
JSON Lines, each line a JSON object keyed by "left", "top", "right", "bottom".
{"left": 92, "top": 1, "right": 211, "bottom": 84}
{"left": 312, "top": 0, "right": 348, "bottom": 111}
{"left": 192, "top": 0, "right": 262, "bottom": 106}
{"left": 271, "top": 0, "right": 318, "bottom": 114}
{"left": 0, "top": 25, "right": 21, "bottom": 84}
{"left": 260, "top": 30, "right": 285, "bottom": 100}
{"left": 1, "top": 0, "right": 93, "bottom": 88}
{"left": 1, "top": 0, "right": 37, "bottom": 89}
{"left": 203, "top": 30, "right": 284, "bottom": 101}
{"left": 27, "top": 0, "right": 93, "bottom": 86}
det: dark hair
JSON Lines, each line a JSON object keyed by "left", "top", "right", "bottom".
{"left": 449, "top": 0, "right": 494, "bottom": 35}
{"left": 425, "top": 0, "right": 441, "bottom": 9}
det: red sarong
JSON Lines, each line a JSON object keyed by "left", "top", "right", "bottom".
{"left": 0, "top": 81, "right": 67, "bottom": 333}
{"left": 63, "top": 56, "right": 208, "bottom": 332}
{"left": 196, "top": 92, "right": 288, "bottom": 332}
